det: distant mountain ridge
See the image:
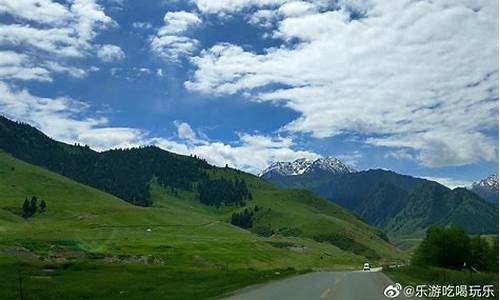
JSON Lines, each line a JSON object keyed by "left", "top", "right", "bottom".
{"left": 470, "top": 174, "right": 499, "bottom": 204}
{"left": 259, "top": 157, "right": 356, "bottom": 178}
{"left": 260, "top": 158, "right": 498, "bottom": 245}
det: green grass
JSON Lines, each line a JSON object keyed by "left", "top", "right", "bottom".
{"left": 204, "top": 168, "right": 407, "bottom": 262}
{"left": 0, "top": 152, "right": 407, "bottom": 299}
{"left": 386, "top": 265, "right": 498, "bottom": 300}
{"left": 0, "top": 255, "right": 302, "bottom": 300}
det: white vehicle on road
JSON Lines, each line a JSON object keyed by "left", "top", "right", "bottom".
{"left": 363, "top": 263, "right": 371, "bottom": 271}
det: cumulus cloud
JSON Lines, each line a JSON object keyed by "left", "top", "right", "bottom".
{"left": 421, "top": 176, "right": 473, "bottom": 189}
{"left": 151, "top": 11, "right": 201, "bottom": 61}
{"left": 0, "top": 82, "right": 146, "bottom": 150}
{"left": 154, "top": 124, "right": 320, "bottom": 174}
{"left": 0, "top": 0, "right": 70, "bottom": 25}
{"left": 0, "top": 51, "right": 52, "bottom": 81}
{"left": 0, "top": 85, "right": 146, "bottom": 151}
{"left": 248, "top": 9, "right": 277, "bottom": 28}
{"left": 0, "top": 0, "right": 114, "bottom": 57}
{"left": 175, "top": 121, "right": 199, "bottom": 142}
{"left": 97, "top": 44, "right": 126, "bottom": 62}
{"left": 0, "top": 0, "right": 116, "bottom": 84}
{"left": 186, "top": 0, "right": 499, "bottom": 168}
{"left": 278, "top": 1, "right": 317, "bottom": 17}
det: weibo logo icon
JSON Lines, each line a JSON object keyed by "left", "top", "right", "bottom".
{"left": 384, "top": 283, "right": 402, "bottom": 298}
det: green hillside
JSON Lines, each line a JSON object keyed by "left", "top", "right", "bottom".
{"left": 0, "top": 151, "right": 405, "bottom": 299}
{"left": 386, "top": 182, "right": 499, "bottom": 236}
{"left": 0, "top": 116, "right": 212, "bottom": 207}
{"left": 264, "top": 169, "right": 498, "bottom": 249}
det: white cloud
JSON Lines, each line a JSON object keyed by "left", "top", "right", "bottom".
{"left": 248, "top": 9, "right": 277, "bottom": 28}
{"left": 0, "top": 0, "right": 114, "bottom": 57}
{"left": 0, "top": 0, "right": 70, "bottom": 25}
{"left": 154, "top": 127, "right": 319, "bottom": 174}
{"left": 109, "top": 67, "right": 154, "bottom": 80}
{"left": 186, "top": 0, "right": 499, "bottom": 168}
{"left": 278, "top": 1, "right": 317, "bottom": 17}
{"left": 157, "top": 121, "right": 319, "bottom": 173}
{"left": 0, "top": 0, "right": 116, "bottom": 82}
{"left": 384, "top": 149, "right": 415, "bottom": 161}
{"left": 335, "top": 151, "right": 362, "bottom": 168}
{"left": 175, "top": 121, "right": 199, "bottom": 142}
{"left": 43, "top": 61, "right": 89, "bottom": 79}
{"left": 97, "top": 44, "right": 126, "bottom": 62}
{"left": 151, "top": 11, "right": 201, "bottom": 61}
{"left": 159, "top": 11, "right": 201, "bottom": 34}
{"left": 132, "top": 22, "right": 153, "bottom": 30}
{"left": 0, "top": 82, "right": 146, "bottom": 150}
{"left": 421, "top": 176, "right": 472, "bottom": 189}
{"left": 0, "top": 51, "right": 52, "bottom": 81}
{"left": 193, "top": 0, "right": 288, "bottom": 15}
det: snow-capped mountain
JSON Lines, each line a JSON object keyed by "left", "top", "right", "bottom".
{"left": 470, "top": 174, "right": 498, "bottom": 204}
{"left": 259, "top": 157, "right": 356, "bottom": 178}
{"left": 472, "top": 174, "right": 499, "bottom": 190}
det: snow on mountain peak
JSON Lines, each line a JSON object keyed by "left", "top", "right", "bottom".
{"left": 259, "top": 156, "right": 356, "bottom": 177}
{"left": 472, "top": 174, "right": 499, "bottom": 190}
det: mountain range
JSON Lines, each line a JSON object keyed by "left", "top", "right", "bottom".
{"left": 259, "top": 157, "right": 356, "bottom": 177}
{"left": 260, "top": 158, "right": 498, "bottom": 248}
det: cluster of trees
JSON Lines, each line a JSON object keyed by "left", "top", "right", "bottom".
{"left": 93, "top": 147, "right": 210, "bottom": 206}
{"left": 412, "top": 226, "right": 499, "bottom": 272}
{"left": 231, "top": 206, "right": 260, "bottom": 229}
{"left": 198, "top": 177, "right": 252, "bottom": 207}
{"left": 22, "top": 196, "right": 46, "bottom": 218}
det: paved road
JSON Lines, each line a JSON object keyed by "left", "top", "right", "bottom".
{"left": 223, "top": 271, "right": 417, "bottom": 300}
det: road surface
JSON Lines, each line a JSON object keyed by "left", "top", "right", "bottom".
{"left": 223, "top": 270, "right": 418, "bottom": 300}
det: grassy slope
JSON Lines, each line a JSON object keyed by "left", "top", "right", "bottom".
{"left": 0, "top": 152, "right": 405, "bottom": 299}
{"left": 162, "top": 167, "right": 407, "bottom": 261}
{"left": 0, "top": 151, "right": 372, "bottom": 266}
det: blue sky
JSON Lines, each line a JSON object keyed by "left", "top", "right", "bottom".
{"left": 0, "top": 0, "right": 498, "bottom": 187}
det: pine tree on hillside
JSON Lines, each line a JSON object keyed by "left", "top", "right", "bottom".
{"left": 29, "top": 196, "right": 38, "bottom": 216}
{"left": 22, "top": 198, "right": 30, "bottom": 218}
{"left": 40, "top": 199, "right": 46, "bottom": 212}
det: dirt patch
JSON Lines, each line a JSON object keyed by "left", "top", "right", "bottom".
{"left": 0, "top": 246, "right": 40, "bottom": 260}
{"left": 47, "top": 245, "right": 87, "bottom": 263}
{"left": 266, "top": 241, "right": 307, "bottom": 252}
{"left": 103, "top": 255, "right": 165, "bottom": 265}
{"left": 0, "top": 245, "right": 166, "bottom": 265}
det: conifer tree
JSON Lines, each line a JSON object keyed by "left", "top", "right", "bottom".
{"left": 40, "top": 199, "right": 46, "bottom": 212}
{"left": 22, "top": 198, "right": 30, "bottom": 218}
{"left": 29, "top": 196, "right": 37, "bottom": 216}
